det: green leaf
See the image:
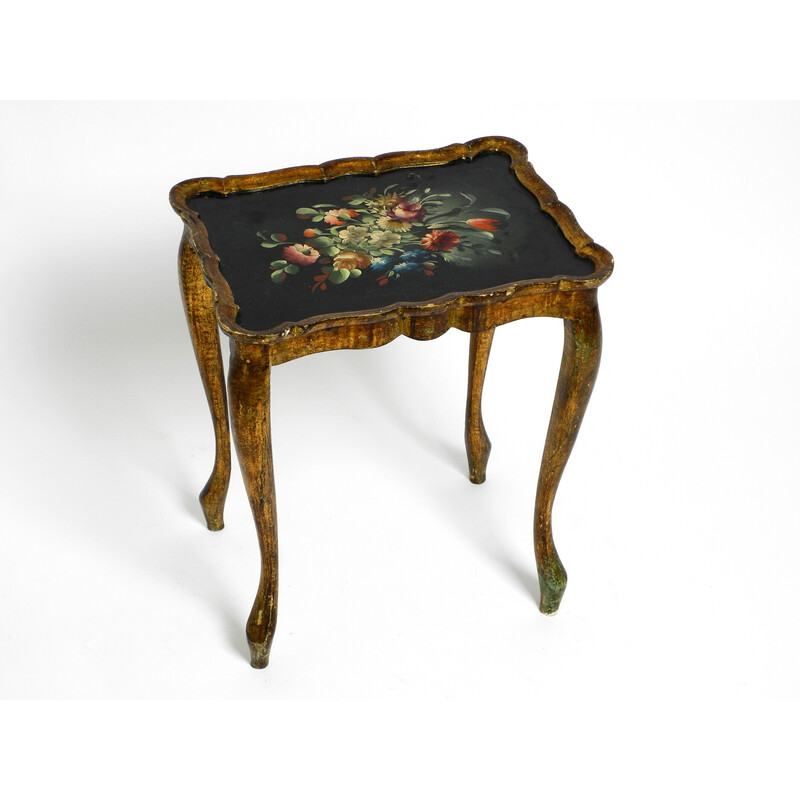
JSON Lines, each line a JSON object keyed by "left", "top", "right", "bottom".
{"left": 270, "top": 233, "right": 286, "bottom": 242}
{"left": 349, "top": 197, "right": 366, "bottom": 206}
{"left": 329, "top": 246, "right": 341, "bottom": 255}
{"left": 312, "top": 215, "right": 324, "bottom": 222}
{"left": 380, "top": 248, "right": 395, "bottom": 256}
{"left": 312, "top": 204, "right": 337, "bottom": 209}
{"left": 328, "top": 268, "right": 348, "bottom": 284}
{"left": 480, "top": 208, "right": 511, "bottom": 216}
{"left": 271, "top": 259, "right": 288, "bottom": 267}
{"left": 270, "top": 269, "right": 285, "bottom": 283}
{"left": 488, "top": 249, "right": 503, "bottom": 255}
{"left": 296, "top": 207, "right": 317, "bottom": 215}
{"left": 314, "top": 236, "right": 335, "bottom": 246}
{"left": 351, "top": 269, "right": 362, "bottom": 277}
{"left": 260, "top": 241, "right": 281, "bottom": 248}
{"left": 284, "top": 263, "right": 300, "bottom": 275}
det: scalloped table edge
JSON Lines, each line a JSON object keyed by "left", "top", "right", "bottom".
{"left": 170, "top": 135, "right": 613, "bottom": 342}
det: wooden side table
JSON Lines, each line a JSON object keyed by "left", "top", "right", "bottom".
{"left": 170, "top": 136, "right": 613, "bottom": 667}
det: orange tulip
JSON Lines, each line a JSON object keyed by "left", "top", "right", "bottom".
{"left": 466, "top": 218, "right": 501, "bottom": 231}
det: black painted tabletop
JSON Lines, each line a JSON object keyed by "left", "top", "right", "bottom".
{"left": 187, "top": 152, "right": 593, "bottom": 333}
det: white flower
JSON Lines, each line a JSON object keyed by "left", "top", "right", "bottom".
{"left": 338, "top": 225, "right": 370, "bottom": 245}
{"left": 368, "top": 230, "right": 402, "bottom": 248}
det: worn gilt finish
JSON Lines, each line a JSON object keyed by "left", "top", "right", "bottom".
{"left": 178, "top": 232, "right": 231, "bottom": 531}
{"left": 172, "top": 136, "right": 612, "bottom": 667}
{"left": 465, "top": 328, "right": 494, "bottom": 484}
{"left": 227, "top": 341, "right": 277, "bottom": 668}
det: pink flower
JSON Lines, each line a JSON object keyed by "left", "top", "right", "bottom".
{"left": 389, "top": 201, "right": 426, "bottom": 222}
{"left": 323, "top": 208, "right": 359, "bottom": 226}
{"left": 420, "top": 230, "right": 460, "bottom": 251}
{"left": 283, "top": 243, "right": 320, "bottom": 266}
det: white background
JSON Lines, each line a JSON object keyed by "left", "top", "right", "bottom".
{"left": 2, "top": 2, "right": 799, "bottom": 797}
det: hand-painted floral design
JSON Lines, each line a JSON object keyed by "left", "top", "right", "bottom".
{"left": 420, "top": 230, "right": 460, "bottom": 251}
{"left": 467, "top": 218, "right": 502, "bottom": 231}
{"left": 257, "top": 178, "right": 510, "bottom": 291}
{"left": 283, "top": 243, "right": 320, "bottom": 266}
{"left": 322, "top": 208, "right": 360, "bottom": 226}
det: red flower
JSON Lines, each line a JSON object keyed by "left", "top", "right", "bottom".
{"left": 419, "top": 230, "right": 460, "bottom": 251}
{"left": 389, "top": 202, "right": 426, "bottom": 222}
{"left": 466, "top": 218, "right": 501, "bottom": 231}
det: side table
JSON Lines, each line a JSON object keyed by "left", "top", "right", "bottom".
{"left": 170, "top": 136, "right": 613, "bottom": 667}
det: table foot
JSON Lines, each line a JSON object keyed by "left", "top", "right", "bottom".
{"left": 200, "top": 481, "right": 226, "bottom": 531}
{"left": 538, "top": 559, "right": 568, "bottom": 615}
{"left": 245, "top": 587, "right": 278, "bottom": 670}
{"left": 248, "top": 639, "right": 272, "bottom": 669}
{"left": 465, "top": 328, "right": 495, "bottom": 484}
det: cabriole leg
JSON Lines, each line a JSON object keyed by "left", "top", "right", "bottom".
{"left": 535, "top": 302, "right": 602, "bottom": 615}
{"left": 178, "top": 233, "right": 231, "bottom": 531}
{"left": 228, "top": 341, "right": 278, "bottom": 668}
{"left": 465, "top": 328, "right": 495, "bottom": 484}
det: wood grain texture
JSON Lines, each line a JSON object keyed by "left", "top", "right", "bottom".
{"left": 228, "top": 341, "right": 278, "bottom": 668}
{"left": 178, "top": 232, "right": 231, "bottom": 531}
{"left": 534, "top": 293, "right": 602, "bottom": 615}
{"left": 465, "top": 328, "right": 495, "bottom": 484}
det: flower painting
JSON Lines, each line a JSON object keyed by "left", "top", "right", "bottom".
{"left": 257, "top": 177, "right": 511, "bottom": 292}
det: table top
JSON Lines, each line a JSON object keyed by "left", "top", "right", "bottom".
{"left": 171, "top": 137, "right": 612, "bottom": 338}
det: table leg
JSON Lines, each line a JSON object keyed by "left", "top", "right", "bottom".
{"left": 228, "top": 341, "right": 278, "bottom": 668}
{"left": 178, "top": 234, "right": 231, "bottom": 531}
{"left": 535, "top": 302, "right": 602, "bottom": 615}
{"left": 465, "top": 328, "right": 495, "bottom": 484}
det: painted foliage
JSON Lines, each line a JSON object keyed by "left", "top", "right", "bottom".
{"left": 257, "top": 177, "right": 511, "bottom": 292}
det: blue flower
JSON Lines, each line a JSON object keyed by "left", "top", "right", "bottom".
{"left": 369, "top": 255, "right": 395, "bottom": 271}
{"left": 401, "top": 248, "right": 430, "bottom": 263}
{"left": 370, "top": 249, "right": 435, "bottom": 274}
